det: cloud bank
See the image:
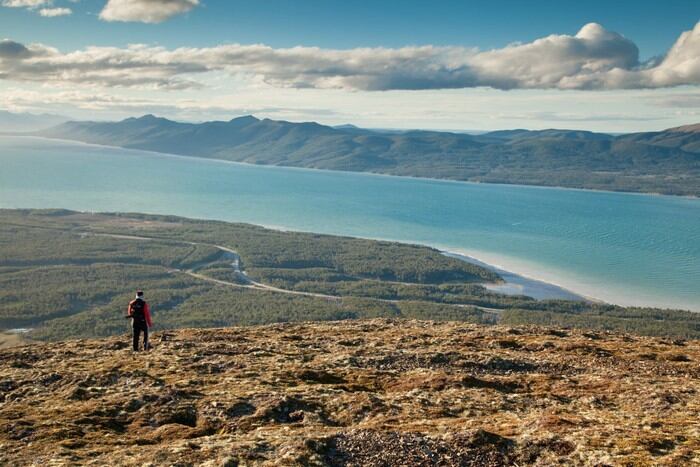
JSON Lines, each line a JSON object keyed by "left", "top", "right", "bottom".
{"left": 99, "top": 0, "right": 199, "bottom": 23}
{"left": 1, "top": 22, "right": 700, "bottom": 91}
{"left": 2, "top": 0, "right": 72, "bottom": 16}
{"left": 1, "top": 0, "right": 50, "bottom": 7}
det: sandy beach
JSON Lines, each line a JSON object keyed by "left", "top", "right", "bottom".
{"left": 444, "top": 247, "right": 698, "bottom": 311}
{"left": 443, "top": 251, "right": 590, "bottom": 302}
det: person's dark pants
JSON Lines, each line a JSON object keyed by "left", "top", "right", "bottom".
{"left": 132, "top": 321, "right": 149, "bottom": 351}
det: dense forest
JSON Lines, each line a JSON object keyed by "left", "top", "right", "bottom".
{"left": 1, "top": 209, "right": 698, "bottom": 341}
{"left": 40, "top": 115, "right": 700, "bottom": 196}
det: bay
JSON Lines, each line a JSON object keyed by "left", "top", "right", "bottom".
{"left": 1, "top": 136, "right": 698, "bottom": 311}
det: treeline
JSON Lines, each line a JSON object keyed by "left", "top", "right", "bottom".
{"left": 228, "top": 270, "right": 534, "bottom": 308}
{"left": 0, "top": 209, "right": 500, "bottom": 340}
{"left": 4, "top": 208, "right": 499, "bottom": 284}
{"left": 500, "top": 308, "right": 700, "bottom": 340}
{"left": 0, "top": 263, "right": 209, "bottom": 329}
{"left": 27, "top": 282, "right": 496, "bottom": 341}
{"left": 0, "top": 221, "right": 221, "bottom": 270}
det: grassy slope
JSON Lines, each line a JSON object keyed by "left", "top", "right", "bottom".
{"left": 1, "top": 320, "right": 698, "bottom": 465}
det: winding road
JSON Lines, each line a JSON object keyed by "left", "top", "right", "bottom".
{"left": 91, "top": 231, "right": 503, "bottom": 313}
{"left": 91, "top": 232, "right": 362, "bottom": 302}
{"left": 29, "top": 227, "right": 501, "bottom": 314}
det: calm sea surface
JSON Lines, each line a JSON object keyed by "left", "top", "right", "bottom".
{"left": 1, "top": 136, "right": 699, "bottom": 311}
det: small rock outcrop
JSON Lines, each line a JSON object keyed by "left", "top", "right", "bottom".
{"left": 1, "top": 319, "right": 698, "bottom": 466}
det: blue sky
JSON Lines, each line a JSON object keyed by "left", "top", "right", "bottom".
{"left": 1, "top": 0, "right": 700, "bottom": 131}
{"left": 2, "top": 0, "right": 698, "bottom": 55}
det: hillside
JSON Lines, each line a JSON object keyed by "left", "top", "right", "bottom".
{"left": 1, "top": 319, "right": 698, "bottom": 466}
{"left": 39, "top": 115, "right": 700, "bottom": 196}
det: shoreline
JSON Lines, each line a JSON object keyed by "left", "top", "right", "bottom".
{"left": 2, "top": 136, "right": 697, "bottom": 311}
{"left": 224, "top": 223, "right": 624, "bottom": 309}
{"left": 244, "top": 216, "right": 697, "bottom": 310}
{"left": 0, "top": 202, "right": 600, "bottom": 306}
{"left": 13, "top": 134, "right": 699, "bottom": 201}
{"left": 442, "top": 250, "right": 596, "bottom": 303}
{"left": 442, "top": 247, "right": 698, "bottom": 312}
{"left": 237, "top": 219, "right": 600, "bottom": 303}
{"left": 246, "top": 219, "right": 678, "bottom": 309}
{"left": 0, "top": 203, "right": 694, "bottom": 310}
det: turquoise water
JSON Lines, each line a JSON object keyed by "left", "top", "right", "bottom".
{"left": 1, "top": 136, "right": 699, "bottom": 311}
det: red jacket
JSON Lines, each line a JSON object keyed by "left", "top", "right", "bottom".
{"left": 128, "top": 299, "right": 153, "bottom": 327}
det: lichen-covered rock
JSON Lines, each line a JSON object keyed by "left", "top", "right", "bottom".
{"left": 0, "top": 319, "right": 698, "bottom": 466}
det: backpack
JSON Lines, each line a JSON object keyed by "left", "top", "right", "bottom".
{"left": 130, "top": 299, "right": 146, "bottom": 324}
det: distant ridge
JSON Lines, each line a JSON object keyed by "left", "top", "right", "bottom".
{"left": 0, "top": 110, "right": 67, "bottom": 132}
{"left": 39, "top": 115, "right": 700, "bottom": 196}
{"left": 667, "top": 123, "right": 700, "bottom": 133}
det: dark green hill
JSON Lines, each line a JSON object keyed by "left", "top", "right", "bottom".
{"left": 40, "top": 116, "right": 700, "bottom": 196}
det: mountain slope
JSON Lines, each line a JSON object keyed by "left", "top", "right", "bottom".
{"left": 40, "top": 115, "right": 700, "bottom": 196}
{"left": 1, "top": 319, "right": 698, "bottom": 466}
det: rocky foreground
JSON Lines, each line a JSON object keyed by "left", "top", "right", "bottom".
{"left": 1, "top": 319, "right": 698, "bottom": 466}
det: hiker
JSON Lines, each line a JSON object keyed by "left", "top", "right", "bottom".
{"left": 127, "top": 290, "right": 153, "bottom": 351}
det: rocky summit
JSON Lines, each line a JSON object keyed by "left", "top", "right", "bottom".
{"left": 1, "top": 319, "right": 698, "bottom": 466}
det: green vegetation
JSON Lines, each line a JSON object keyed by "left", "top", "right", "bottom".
{"left": 41, "top": 115, "right": 700, "bottom": 196}
{"left": 1, "top": 208, "right": 698, "bottom": 341}
{"left": 501, "top": 307, "right": 700, "bottom": 340}
{"left": 211, "top": 229, "right": 499, "bottom": 284}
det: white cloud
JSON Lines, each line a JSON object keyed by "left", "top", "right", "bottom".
{"left": 0, "top": 86, "right": 344, "bottom": 123}
{"left": 463, "top": 22, "right": 640, "bottom": 90}
{"left": 1, "top": 22, "right": 700, "bottom": 92}
{"left": 635, "top": 24, "right": 700, "bottom": 88}
{"left": 38, "top": 6, "right": 70, "bottom": 16}
{"left": 99, "top": 0, "right": 199, "bottom": 23}
{"left": 1, "top": 0, "right": 50, "bottom": 7}
{"left": 2, "top": 0, "right": 73, "bottom": 17}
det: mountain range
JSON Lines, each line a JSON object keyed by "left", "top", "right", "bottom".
{"left": 38, "top": 115, "right": 700, "bottom": 196}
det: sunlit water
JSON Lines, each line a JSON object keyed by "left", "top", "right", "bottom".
{"left": 1, "top": 136, "right": 698, "bottom": 311}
